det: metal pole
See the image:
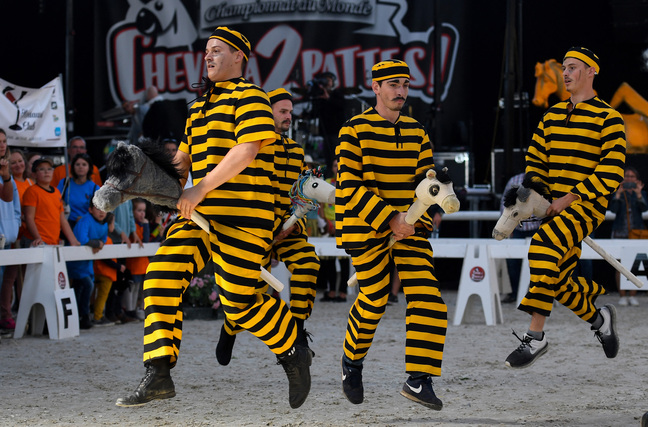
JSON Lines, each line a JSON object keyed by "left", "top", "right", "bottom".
{"left": 433, "top": 0, "right": 443, "bottom": 149}
{"left": 65, "top": 0, "right": 74, "bottom": 136}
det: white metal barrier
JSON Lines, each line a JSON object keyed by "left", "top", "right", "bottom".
{"left": 2, "top": 243, "right": 159, "bottom": 340}
{"left": 3, "top": 233, "right": 647, "bottom": 338}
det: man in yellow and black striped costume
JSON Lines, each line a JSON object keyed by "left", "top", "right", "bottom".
{"left": 215, "top": 88, "right": 320, "bottom": 364}
{"left": 336, "top": 59, "right": 446, "bottom": 410}
{"left": 505, "top": 47, "right": 626, "bottom": 369}
{"left": 116, "top": 28, "right": 312, "bottom": 410}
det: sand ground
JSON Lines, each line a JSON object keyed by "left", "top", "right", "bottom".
{"left": 2, "top": 290, "right": 647, "bottom": 426}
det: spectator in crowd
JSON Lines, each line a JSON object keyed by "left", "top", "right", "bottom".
{"left": 52, "top": 136, "right": 102, "bottom": 187}
{"left": 57, "top": 153, "right": 101, "bottom": 228}
{"left": 310, "top": 71, "right": 346, "bottom": 175}
{"left": 0, "top": 132, "right": 21, "bottom": 331}
{"left": 22, "top": 157, "right": 80, "bottom": 249}
{"left": 0, "top": 128, "right": 14, "bottom": 203}
{"left": 123, "top": 86, "right": 162, "bottom": 145}
{"left": 92, "top": 212, "right": 124, "bottom": 326}
{"left": 103, "top": 217, "right": 136, "bottom": 325}
{"left": 163, "top": 139, "right": 179, "bottom": 159}
{"left": 608, "top": 166, "right": 648, "bottom": 306}
{"left": 68, "top": 200, "right": 108, "bottom": 329}
{"left": 123, "top": 198, "right": 149, "bottom": 320}
{"left": 9, "top": 150, "right": 33, "bottom": 199}
{"left": 25, "top": 152, "right": 42, "bottom": 182}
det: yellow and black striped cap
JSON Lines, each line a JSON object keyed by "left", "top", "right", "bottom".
{"left": 564, "top": 47, "right": 600, "bottom": 75}
{"left": 371, "top": 59, "right": 410, "bottom": 82}
{"left": 268, "top": 88, "right": 292, "bottom": 105}
{"left": 209, "top": 27, "right": 251, "bottom": 61}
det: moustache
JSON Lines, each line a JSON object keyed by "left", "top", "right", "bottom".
{"left": 393, "top": 97, "right": 406, "bottom": 102}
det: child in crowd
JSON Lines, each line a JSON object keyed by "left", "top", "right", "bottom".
{"left": 124, "top": 198, "right": 149, "bottom": 320}
{"left": 22, "top": 158, "right": 79, "bottom": 247}
{"left": 68, "top": 200, "right": 108, "bottom": 329}
{"left": 92, "top": 212, "right": 126, "bottom": 326}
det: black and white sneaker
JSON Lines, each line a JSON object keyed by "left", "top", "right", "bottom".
{"left": 277, "top": 345, "right": 312, "bottom": 409}
{"left": 400, "top": 375, "right": 443, "bottom": 410}
{"left": 341, "top": 357, "right": 364, "bottom": 404}
{"left": 505, "top": 330, "right": 548, "bottom": 368}
{"left": 593, "top": 304, "right": 619, "bottom": 358}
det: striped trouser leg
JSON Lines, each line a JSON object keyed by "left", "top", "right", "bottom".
{"left": 394, "top": 237, "right": 447, "bottom": 376}
{"left": 519, "top": 205, "right": 603, "bottom": 321}
{"left": 274, "top": 236, "right": 319, "bottom": 320}
{"left": 212, "top": 223, "right": 296, "bottom": 355}
{"left": 343, "top": 241, "right": 393, "bottom": 363}
{"left": 143, "top": 219, "right": 211, "bottom": 366}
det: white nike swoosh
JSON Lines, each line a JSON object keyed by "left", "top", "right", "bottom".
{"left": 342, "top": 374, "right": 347, "bottom": 381}
{"left": 406, "top": 383, "right": 422, "bottom": 394}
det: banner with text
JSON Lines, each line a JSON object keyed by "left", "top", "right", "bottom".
{"left": 96, "top": 0, "right": 465, "bottom": 128}
{"left": 0, "top": 76, "right": 67, "bottom": 148}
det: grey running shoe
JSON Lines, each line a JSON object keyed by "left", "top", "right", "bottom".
{"left": 277, "top": 345, "right": 312, "bottom": 409}
{"left": 115, "top": 359, "right": 175, "bottom": 407}
{"left": 505, "top": 330, "right": 548, "bottom": 368}
{"left": 341, "top": 357, "right": 364, "bottom": 404}
{"left": 215, "top": 325, "right": 237, "bottom": 366}
{"left": 400, "top": 375, "right": 443, "bottom": 410}
{"left": 593, "top": 304, "right": 619, "bottom": 358}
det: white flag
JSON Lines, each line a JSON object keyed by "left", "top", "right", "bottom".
{"left": 0, "top": 76, "right": 67, "bottom": 148}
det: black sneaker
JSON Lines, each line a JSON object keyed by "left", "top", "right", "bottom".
{"left": 641, "top": 411, "right": 648, "bottom": 427}
{"left": 593, "top": 304, "right": 619, "bottom": 358}
{"left": 505, "top": 330, "right": 548, "bottom": 368}
{"left": 79, "top": 315, "right": 94, "bottom": 330}
{"left": 277, "top": 345, "right": 312, "bottom": 409}
{"left": 215, "top": 325, "right": 237, "bottom": 366}
{"left": 400, "top": 375, "right": 443, "bottom": 410}
{"left": 115, "top": 359, "right": 175, "bottom": 407}
{"left": 341, "top": 357, "right": 364, "bottom": 404}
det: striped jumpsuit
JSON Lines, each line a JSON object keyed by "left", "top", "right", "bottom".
{"left": 222, "top": 134, "right": 320, "bottom": 336}
{"left": 142, "top": 78, "right": 298, "bottom": 366}
{"left": 335, "top": 108, "right": 447, "bottom": 376}
{"left": 520, "top": 97, "right": 626, "bottom": 322}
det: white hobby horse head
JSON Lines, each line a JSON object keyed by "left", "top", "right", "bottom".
{"left": 289, "top": 167, "right": 335, "bottom": 215}
{"left": 415, "top": 167, "right": 460, "bottom": 214}
{"left": 492, "top": 175, "right": 550, "bottom": 240}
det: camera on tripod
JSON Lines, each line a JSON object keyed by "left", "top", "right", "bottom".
{"left": 305, "top": 77, "right": 329, "bottom": 98}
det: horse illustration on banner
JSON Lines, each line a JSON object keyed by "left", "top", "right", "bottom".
{"left": 532, "top": 59, "right": 648, "bottom": 154}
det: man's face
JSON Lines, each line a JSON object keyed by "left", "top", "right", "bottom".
{"left": 164, "top": 142, "right": 178, "bottom": 158}
{"left": 562, "top": 58, "right": 591, "bottom": 94}
{"left": 272, "top": 99, "right": 293, "bottom": 133}
{"left": 68, "top": 138, "right": 87, "bottom": 159}
{"left": 0, "top": 132, "right": 7, "bottom": 158}
{"left": 373, "top": 78, "right": 409, "bottom": 112}
{"left": 205, "top": 38, "right": 242, "bottom": 82}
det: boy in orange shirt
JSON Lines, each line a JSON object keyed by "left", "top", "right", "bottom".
{"left": 22, "top": 158, "right": 79, "bottom": 247}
